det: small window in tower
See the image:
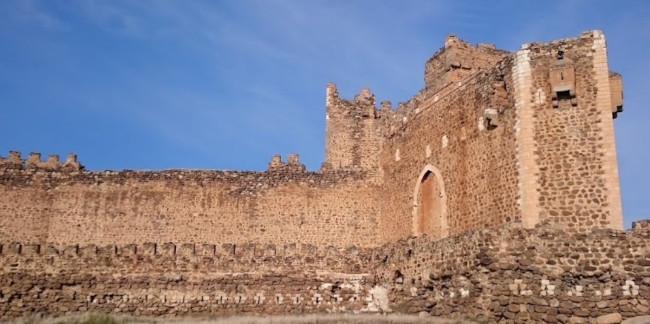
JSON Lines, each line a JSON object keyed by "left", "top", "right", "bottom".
{"left": 556, "top": 90, "right": 571, "bottom": 101}
{"left": 485, "top": 117, "right": 497, "bottom": 131}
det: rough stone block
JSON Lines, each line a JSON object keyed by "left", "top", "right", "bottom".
{"left": 596, "top": 313, "right": 623, "bottom": 324}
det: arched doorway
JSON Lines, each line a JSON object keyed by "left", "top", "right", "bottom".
{"left": 412, "top": 165, "right": 448, "bottom": 240}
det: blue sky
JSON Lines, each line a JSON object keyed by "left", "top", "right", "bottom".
{"left": 0, "top": 1, "right": 648, "bottom": 228}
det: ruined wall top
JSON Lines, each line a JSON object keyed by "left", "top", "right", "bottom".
{"left": 424, "top": 34, "right": 509, "bottom": 94}
{"left": 267, "top": 153, "right": 307, "bottom": 172}
{"left": 325, "top": 83, "right": 377, "bottom": 119}
{"left": 0, "top": 151, "right": 83, "bottom": 171}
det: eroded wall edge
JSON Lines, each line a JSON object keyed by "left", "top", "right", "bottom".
{"left": 592, "top": 31, "right": 624, "bottom": 230}
{"left": 513, "top": 47, "right": 540, "bottom": 228}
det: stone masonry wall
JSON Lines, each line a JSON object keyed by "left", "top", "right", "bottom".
{"left": 424, "top": 34, "right": 508, "bottom": 93}
{"left": 373, "top": 220, "right": 650, "bottom": 323}
{"left": 523, "top": 31, "right": 623, "bottom": 232}
{"left": 0, "top": 31, "right": 625, "bottom": 251}
{"left": 0, "top": 241, "right": 378, "bottom": 319}
{"left": 324, "top": 84, "right": 383, "bottom": 176}
{"left": 1, "top": 220, "right": 647, "bottom": 321}
{"left": 376, "top": 54, "right": 520, "bottom": 243}
{"left": 373, "top": 30, "right": 624, "bottom": 243}
{"left": 0, "top": 155, "right": 380, "bottom": 247}
{"left": 0, "top": 31, "right": 634, "bottom": 322}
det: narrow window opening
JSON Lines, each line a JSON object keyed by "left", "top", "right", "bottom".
{"left": 556, "top": 90, "right": 571, "bottom": 101}
{"left": 485, "top": 117, "right": 497, "bottom": 130}
{"left": 552, "top": 90, "right": 577, "bottom": 108}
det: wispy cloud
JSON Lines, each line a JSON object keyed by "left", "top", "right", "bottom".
{"left": 32, "top": 0, "right": 453, "bottom": 166}
{"left": 1, "top": 0, "right": 66, "bottom": 30}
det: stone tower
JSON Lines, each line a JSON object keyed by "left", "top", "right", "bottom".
{"left": 323, "top": 83, "right": 382, "bottom": 172}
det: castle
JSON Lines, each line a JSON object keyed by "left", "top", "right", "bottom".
{"left": 0, "top": 31, "right": 647, "bottom": 323}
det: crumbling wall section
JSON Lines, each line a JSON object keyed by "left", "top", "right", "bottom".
{"left": 323, "top": 84, "right": 383, "bottom": 177}
{"left": 424, "top": 35, "right": 508, "bottom": 94}
{"left": 373, "top": 220, "right": 650, "bottom": 322}
{"left": 1, "top": 221, "right": 648, "bottom": 321}
{"left": 0, "top": 242, "right": 377, "bottom": 319}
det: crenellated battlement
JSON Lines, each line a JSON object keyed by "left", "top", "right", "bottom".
{"left": 0, "top": 151, "right": 83, "bottom": 171}
{"left": 0, "top": 221, "right": 647, "bottom": 320}
{"left": 266, "top": 153, "right": 306, "bottom": 172}
{"left": 0, "top": 240, "right": 373, "bottom": 275}
{"left": 325, "top": 83, "right": 377, "bottom": 120}
{"left": 0, "top": 241, "right": 369, "bottom": 258}
{"left": 4, "top": 220, "right": 645, "bottom": 272}
{"left": 323, "top": 84, "right": 383, "bottom": 172}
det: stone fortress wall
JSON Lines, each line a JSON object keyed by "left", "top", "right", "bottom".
{"left": 374, "top": 220, "right": 650, "bottom": 322}
{"left": 0, "top": 30, "right": 624, "bottom": 248}
{"left": 374, "top": 41, "right": 520, "bottom": 242}
{"left": 0, "top": 30, "right": 643, "bottom": 322}
{"left": 0, "top": 153, "right": 380, "bottom": 247}
{"left": 0, "top": 221, "right": 647, "bottom": 321}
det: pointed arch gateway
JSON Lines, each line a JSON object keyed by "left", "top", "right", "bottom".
{"left": 412, "top": 164, "right": 448, "bottom": 240}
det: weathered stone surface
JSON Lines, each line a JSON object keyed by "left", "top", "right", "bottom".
{"left": 597, "top": 313, "right": 623, "bottom": 324}
{"left": 622, "top": 315, "right": 650, "bottom": 324}
{"left": 0, "top": 220, "right": 645, "bottom": 321}
{"left": 568, "top": 316, "right": 588, "bottom": 323}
